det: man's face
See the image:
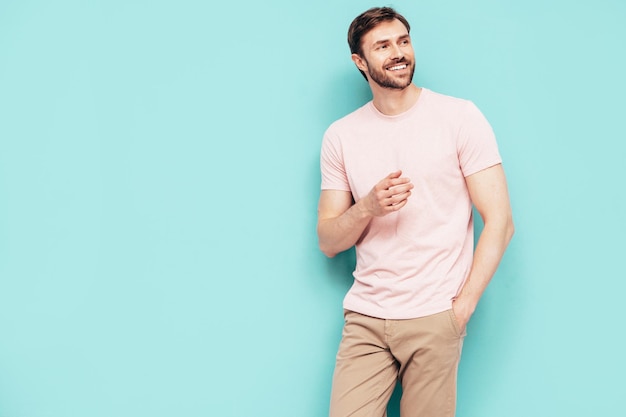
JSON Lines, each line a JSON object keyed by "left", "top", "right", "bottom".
{"left": 354, "top": 19, "right": 415, "bottom": 90}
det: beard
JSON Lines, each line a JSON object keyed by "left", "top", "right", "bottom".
{"left": 366, "top": 58, "right": 415, "bottom": 90}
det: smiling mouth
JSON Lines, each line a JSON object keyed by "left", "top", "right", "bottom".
{"left": 387, "top": 64, "right": 407, "bottom": 71}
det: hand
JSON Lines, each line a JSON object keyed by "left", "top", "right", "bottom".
{"left": 451, "top": 297, "right": 475, "bottom": 335}
{"left": 362, "top": 170, "right": 413, "bottom": 217}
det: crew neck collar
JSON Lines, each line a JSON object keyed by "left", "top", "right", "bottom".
{"left": 368, "top": 88, "right": 428, "bottom": 120}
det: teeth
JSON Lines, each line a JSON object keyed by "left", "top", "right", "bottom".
{"left": 388, "top": 64, "right": 407, "bottom": 71}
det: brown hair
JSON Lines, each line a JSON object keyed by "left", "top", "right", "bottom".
{"left": 347, "top": 7, "right": 411, "bottom": 80}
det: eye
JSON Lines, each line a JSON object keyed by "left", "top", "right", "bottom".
{"left": 375, "top": 43, "right": 389, "bottom": 51}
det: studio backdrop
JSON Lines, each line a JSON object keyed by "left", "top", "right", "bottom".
{"left": 0, "top": 1, "right": 624, "bottom": 416}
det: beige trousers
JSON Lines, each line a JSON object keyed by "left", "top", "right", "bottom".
{"left": 329, "top": 309, "right": 465, "bottom": 417}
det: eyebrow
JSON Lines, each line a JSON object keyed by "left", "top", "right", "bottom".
{"left": 372, "top": 34, "right": 411, "bottom": 46}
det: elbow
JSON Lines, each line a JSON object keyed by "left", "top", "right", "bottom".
{"left": 505, "top": 215, "right": 515, "bottom": 244}
{"left": 319, "top": 242, "right": 339, "bottom": 258}
{"left": 317, "top": 222, "right": 339, "bottom": 258}
{"left": 485, "top": 212, "right": 515, "bottom": 246}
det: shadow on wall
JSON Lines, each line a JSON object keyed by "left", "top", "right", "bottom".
{"left": 325, "top": 67, "right": 372, "bottom": 124}
{"left": 457, "top": 206, "right": 525, "bottom": 406}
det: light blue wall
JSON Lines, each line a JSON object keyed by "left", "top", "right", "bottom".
{"left": 0, "top": 1, "right": 624, "bottom": 416}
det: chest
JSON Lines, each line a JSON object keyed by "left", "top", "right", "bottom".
{"left": 342, "top": 123, "right": 462, "bottom": 199}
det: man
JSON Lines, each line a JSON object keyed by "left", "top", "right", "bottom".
{"left": 317, "top": 6, "right": 514, "bottom": 417}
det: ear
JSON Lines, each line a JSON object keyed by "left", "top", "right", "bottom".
{"left": 351, "top": 53, "right": 368, "bottom": 73}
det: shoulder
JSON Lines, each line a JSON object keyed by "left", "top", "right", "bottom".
{"left": 325, "top": 102, "right": 372, "bottom": 136}
{"left": 423, "top": 88, "right": 476, "bottom": 114}
{"left": 420, "top": 89, "right": 489, "bottom": 128}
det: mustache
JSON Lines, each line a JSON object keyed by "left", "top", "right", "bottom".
{"left": 387, "top": 57, "right": 411, "bottom": 66}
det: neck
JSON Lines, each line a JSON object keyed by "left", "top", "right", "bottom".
{"left": 371, "top": 83, "right": 422, "bottom": 116}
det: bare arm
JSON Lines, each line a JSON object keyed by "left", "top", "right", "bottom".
{"left": 452, "top": 164, "right": 515, "bottom": 330}
{"left": 317, "top": 170, "right": 414, "bottom": 258}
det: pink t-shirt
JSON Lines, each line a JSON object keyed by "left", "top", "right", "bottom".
{"left": 320, "top": 88, "right": 501, "bottom": 319}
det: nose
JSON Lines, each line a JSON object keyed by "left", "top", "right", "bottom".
{"left": 390, "top": 43, "right": 404, "bottom": 60}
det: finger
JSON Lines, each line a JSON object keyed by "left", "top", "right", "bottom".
{"left": 389, "top": 182, "right": 414, "bottom": 193}
{"left": 386, "top": 199, "right": 409, "bottom": 211}
{"left": 383, "top": 190, "right": 411, "bottom": 207}
{"left": 388, "top": 171, "right": 413, "bottom": 185}
{"left": 386, "top": 170, "right": 402, "bottom": 179}
{"left": 386, "top": 186, "right": 413, "bottom": 201}
{"left": 378, "top": 186, "right": 410, "bottom": 202}
{"left": 378, "top": 171, "right": 403, "bottom": 188}
{"left": 380, "top": 179, "right": 411, "bottom": 193}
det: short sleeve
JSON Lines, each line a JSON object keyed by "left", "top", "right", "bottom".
{"left": 320, "top": 129, "right": 350, "bottom": 191}
{"left": 457, "top": 101, "right": 502, "bottom": 177}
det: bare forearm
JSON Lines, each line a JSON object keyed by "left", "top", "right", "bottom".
{"left": 453, "top": 163, "right": 515, "bottom": 329}
{"left": 456, "top": 217, "right": 515, "bottom": 309}
{"left": 317, "top": 171, "right": 414, "bottom": 258}
{"left": 317, "top": 199, "right": 372, "bottom": 257}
